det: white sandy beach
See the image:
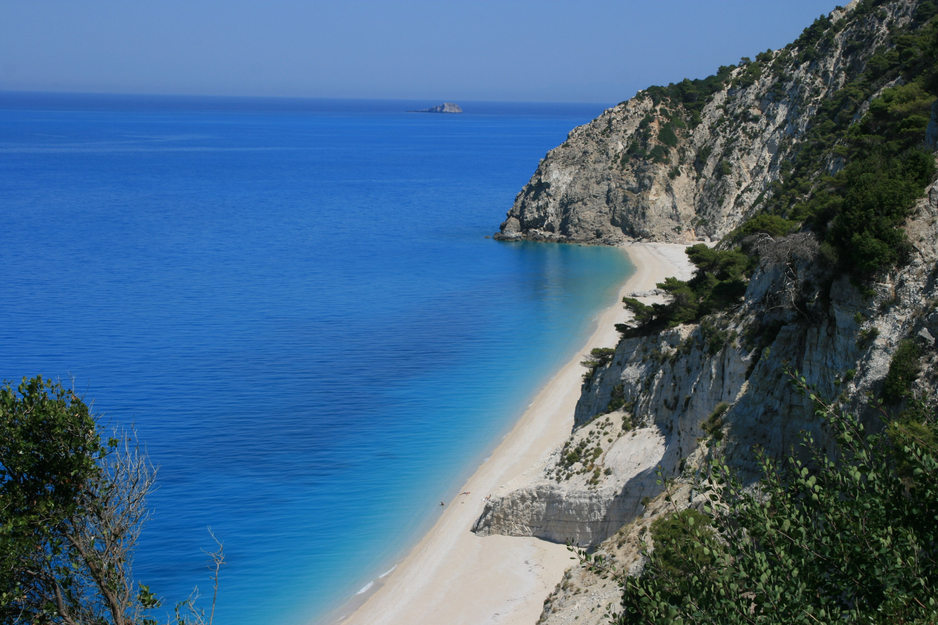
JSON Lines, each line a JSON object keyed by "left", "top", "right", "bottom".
{"left": 334, "top": 243, "right": 695, "bottom": 625}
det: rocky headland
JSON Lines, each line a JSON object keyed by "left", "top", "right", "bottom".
{"left": 408, "top": 102, "right": 463, "bottom": 113}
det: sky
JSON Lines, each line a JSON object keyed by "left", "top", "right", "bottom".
{"left": 1, "top": 1, "right": 843, "bottom": 104}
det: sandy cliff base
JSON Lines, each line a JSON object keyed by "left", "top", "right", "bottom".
{"left": 333, "top": 243, "right": 693, "bottom": 625}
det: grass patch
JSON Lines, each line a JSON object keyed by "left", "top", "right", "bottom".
{"left": 702, "top": 402, "right": 730, "bottom": 441}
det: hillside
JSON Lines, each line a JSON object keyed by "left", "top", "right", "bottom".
{"left": 483, "top": 0, "right": 938, "bottom": 622}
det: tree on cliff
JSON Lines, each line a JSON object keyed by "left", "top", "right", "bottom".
{"left": 0, "top": 376, "right": 222, "bottom": 625}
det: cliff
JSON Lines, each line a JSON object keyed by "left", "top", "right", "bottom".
{"left": 479, "top": 0, "right": 938, "bottom": 623}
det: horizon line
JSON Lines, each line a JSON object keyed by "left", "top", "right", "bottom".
{"left": 0, "top": 88, "right": 619, "bottom": 109}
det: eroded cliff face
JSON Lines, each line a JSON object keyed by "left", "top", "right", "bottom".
{"left": 495, "top": 0, "right": 914, "bottom": 244}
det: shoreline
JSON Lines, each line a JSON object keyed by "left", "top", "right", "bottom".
{"left": 329, "top": 242, "right": 695, "bottom": 625}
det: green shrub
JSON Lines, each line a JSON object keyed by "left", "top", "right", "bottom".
{"left": 729, "top": 213, "right": 797, "bottom": 241}
{"left": 881, "top": 339, "right": 922, "bottom": 404}
{"left": 887, "top": 401, "right": 938, "bottom": 480}
{"left": 0, "top": 377, "right": 219, "bottom": 624}
{"left": 648, "top": 509, "right": 716, "bottom": 587}
{"left": 699, "top": 319, "right": 734, "bottom": 355}
{"left": 643, "top": 64, "right": 736, "bottom": 126}
{"left": 702, "top": 402, "right": 730, "bottom": 441}
{"left": 618, "top": 246, "right": 755, "bottom": 337}
{"left": 626, "top": 140, "right": 646, "bottom": 159}
{"left": 716, "top": 160, "right": 733, "bottom": 178}
{"left": 581, "top": 347, "right": 616, "bottom": 385}
{"left": 856, "top": 325, "right": 880, "bottom": 347}
{"left": 695, "top": 145, "right": 713, "bottom": 172}
{"left": 0, "top": 377, "right": 103, "bottom": 622}
{"left": 827, "top": 147, "right": 934, "bottom": 278}
{"left": 658, "top": 123, "right": 679, "bottom": 148}
{"left": 622, "top": 297, "right": 655, "bottom": 324}
{"left": 649, "top": 144, "right": 670, "bottom": 164}
{"left": 732, "top": 61, "right": 763, "bottom": 89}
{"left": 605, "top": 383, "right": 627, "bottom": 413}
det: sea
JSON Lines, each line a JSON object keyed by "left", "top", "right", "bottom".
{"left": 0, "top": 92, "right": 634, "bottom": 625}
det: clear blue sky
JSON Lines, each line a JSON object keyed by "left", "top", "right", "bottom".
{"left": 1, "top": 1, "right": 840, "bottom": 103}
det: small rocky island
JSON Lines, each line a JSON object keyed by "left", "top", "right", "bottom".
{"left": 408, "top": 102, "right": 462, "bottom": 114}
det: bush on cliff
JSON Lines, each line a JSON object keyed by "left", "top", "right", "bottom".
{"left": 728, "top": 214, "right": 797, "bottom": 241}
{"left": 881, "top": 338, "right": 923, "bottom": 404}
{"left": 581, "top": 347, "right": 617, "bottom": 386}
{"left": 639, "top": 1, "right": 938, "bottom": 285}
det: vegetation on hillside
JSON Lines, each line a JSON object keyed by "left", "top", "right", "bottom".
{"left": 608, "top": 1, "right": 938, "bottom": 363}
{"left": 582, "top": 347, "right": 618, "bottom": 386}
{"left": 588, "top": 4, "right": 938, "bottom": 619}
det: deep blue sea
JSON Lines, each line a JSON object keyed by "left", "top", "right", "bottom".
{"left": 0, "top": 92, "right": 632, "bottom": 624}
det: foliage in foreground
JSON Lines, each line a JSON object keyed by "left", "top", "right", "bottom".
{"left": 0, "top": 376, "right": 222, "bottom": 625}
{"left": 577, "top": 373, "right": 938, "bottom": 624}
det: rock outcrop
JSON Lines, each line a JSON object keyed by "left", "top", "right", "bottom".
{"left": 471, "top": 423, "right": 665, "bottom": 546}
{"left": 408, "top": 102, "right": 462, "bottom": 113}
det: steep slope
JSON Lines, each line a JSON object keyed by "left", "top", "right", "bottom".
{"left": 495, "top": 0, "right": 922, "bottom": 244}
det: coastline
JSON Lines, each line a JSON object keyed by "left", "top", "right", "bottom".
{"left": 331, "top": 242, "right": 694, "bottom": 625}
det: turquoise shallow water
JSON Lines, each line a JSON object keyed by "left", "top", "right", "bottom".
{"left": 0, "top": 93, "right": 632, "bottom": 624}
